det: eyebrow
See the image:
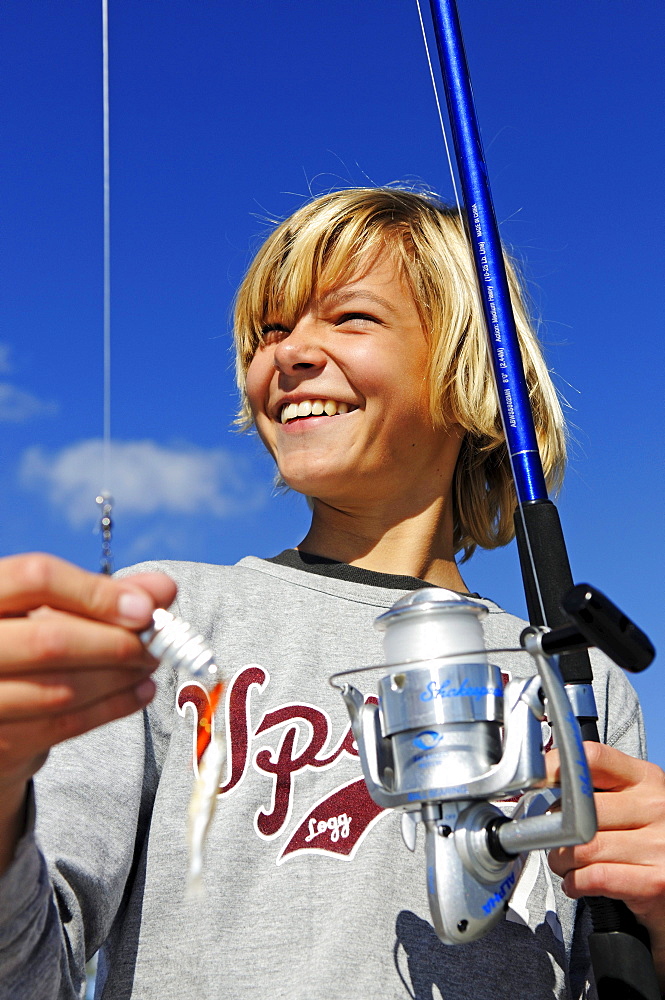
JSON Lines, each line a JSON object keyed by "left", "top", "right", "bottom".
{"left": 316, "top": 287, "right": 397, "bottom": 314}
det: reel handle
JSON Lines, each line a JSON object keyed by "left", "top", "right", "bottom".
{"left": 534, "top": 584, "right": 655, "bottom": 674}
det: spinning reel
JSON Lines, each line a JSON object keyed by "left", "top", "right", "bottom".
{"left": 330, "top": 585, "right": 653, "bottom": 945}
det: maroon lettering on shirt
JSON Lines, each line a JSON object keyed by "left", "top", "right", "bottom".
{"left": 278, "top": 776, "right": 386, "bottom": 863}
{"left": 253, "top": 702, "right": 358, "bottom": 837}
{"left": 177, "top": 664, "right": 552, "bottom": 860}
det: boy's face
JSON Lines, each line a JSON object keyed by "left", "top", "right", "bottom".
{"left": 245, "top": 254, "right": 462, "bottom": 510}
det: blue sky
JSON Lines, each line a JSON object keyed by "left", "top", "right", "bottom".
{"left": 1, "top": 1, "right": 663, "bottom": 761}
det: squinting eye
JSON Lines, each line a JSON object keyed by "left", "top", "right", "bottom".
{"left": 335, "top": 312, "right": 380, "bottom": 326}
{"left": 260, "top": 324, "right": 290, "bottom": 345}
{"left": 261, "top": 322, "right": 289, "bottom": 333}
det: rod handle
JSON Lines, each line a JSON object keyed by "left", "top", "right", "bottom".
{"left": 588, "top": 929, "right": 661, "bottom": 1000}
{"left": 514, "top": 500, "right": 594, "bottom": 684}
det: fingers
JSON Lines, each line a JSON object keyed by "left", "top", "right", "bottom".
{"left": 549, "top": 847, "right": 665, "bottom": 924}
{"left": 0, "top": 553, "right": 177, "bottom": 627}
{"left": 554, "top": 859, "right": 664, "bottom": 915}
{"left": 547, "top": 740, "right": 653, "bottom": 791}
{"left": 547, "top": 744, "right": 665, "bottom": 848}
{"left": 0, "top": 666, "right": 152, "bottom": 721}
{"left": 546, "top": 745, "right": 665, "bottom": 934}
{"left": 0, "top": 675, "right": 156, "bottom": 785}
{"left": 0, "top": 553, "right": 178, "bottom": 787}
{"left": 117, "top": 572, "right": 179, "bottom": 618}
{"left": 550, "top": 826, "right": 665, "bottom": 877}
{"left": 0, "top": 610, "right": 155, "bottom": 676}
{"left": 583, "top": 741, "right": 653, "bottom": 791}
{"left": 594, "top": 777, "right": 665, "bottom": 830}
{"left": 547, "top": 742, "right": 665, "bottom": 829}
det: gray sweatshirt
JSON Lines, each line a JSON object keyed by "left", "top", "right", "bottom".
{"left": 0, "top": 557, "right": 646, "bottom": 1000}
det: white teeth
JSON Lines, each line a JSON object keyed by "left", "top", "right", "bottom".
{"left": 280, "top": 399, "right": 354, "bottom": 423}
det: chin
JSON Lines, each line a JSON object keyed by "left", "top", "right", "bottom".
{"left": 280, "top": 473, "right": 326, "bottom": 496}
{"left": 278, "top": 459, "right": 339, "bottom": 491}
{"left": 279, "top": 470, "right": 347, "bottom": 504}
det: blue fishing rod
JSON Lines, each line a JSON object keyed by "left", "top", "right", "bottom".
{"left": 425, "top": 1, "right": 659, "bottom": 996}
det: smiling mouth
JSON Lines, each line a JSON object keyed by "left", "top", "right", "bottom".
{"left": 280, "top": 399, "right": 357, "bottom": 424}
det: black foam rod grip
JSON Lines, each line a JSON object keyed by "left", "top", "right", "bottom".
{"left": 514, "top": 500, "right": 594, "bottom": 684}
{"left": 589, "top": 931, "right": 661, "bottom": 1000}
{"left": 562, "top": 584, "right": 655, "bottom": 673}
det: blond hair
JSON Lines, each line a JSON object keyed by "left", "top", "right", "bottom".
{"left": 233, "top": 187, "right": 566, "bottom": 560}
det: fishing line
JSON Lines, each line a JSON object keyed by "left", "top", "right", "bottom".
{"left": 102, "top": 0, "right": 111, "bottom": 484}
{"left": 414, "top": 0, "right": 462, "bottom": 221}
{"left": 97, "top": 0, "right": 114, "bottom": 573}
{"left": 414, "top": 0, "right": 547, "bottom": 627}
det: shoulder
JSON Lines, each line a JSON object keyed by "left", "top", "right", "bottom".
{"left": 116, "top": 558, "right": 241, "bottom": 591}
{"left": 115, "top": 557, "right": 265, "bottom": 622}
{"left": 116, "top": 555, "right": 304, "bottom": 592}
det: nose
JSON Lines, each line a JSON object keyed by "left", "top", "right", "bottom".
{"left": 273, "top": 316, "right": 327, "bottom": 377}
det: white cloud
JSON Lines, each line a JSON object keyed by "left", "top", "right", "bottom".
{"left": 0, "top": 344, "right": 13, "bottom": 374}
{"left": 20, "top": 438, "right": 265, "bottom": 526}
{"left": 0, "top": 345, "right": 57, "bottom": 421}
{"left": 0, "top": 382, "right": 58, "bottom": 422}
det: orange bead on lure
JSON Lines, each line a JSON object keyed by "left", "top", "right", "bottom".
{"left": 196, "top": 680, "right": 224, "bottom": 760}
{"left": 141, "top": 610, "right": 226, "bottom": 891}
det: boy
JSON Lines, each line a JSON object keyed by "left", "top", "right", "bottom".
{"left": 0, "top": 188, "right": 662, "bottom": 998}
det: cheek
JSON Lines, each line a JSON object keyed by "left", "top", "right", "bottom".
{"left": 244, "top": 354, "right": 279, "bottom": 461}
{"left": 355, "top": 350, "right": 429, "bottom": 418}
{"left": 335, "top": 326, "right": 428, "bottom": 400}
{"left": 346, "top": 342, "right": 399, "bottom": 396}
{"left": 245, "top": 352, "right": 272, "bottom": 417}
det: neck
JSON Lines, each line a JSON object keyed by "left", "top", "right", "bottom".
{"left": 298, "top": 494, "right": 468, "bottom": 592}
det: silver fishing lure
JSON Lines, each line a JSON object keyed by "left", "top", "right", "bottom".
{"left": 140, "top": 608, "right": 219, "bottom": 678}
{"left": 140, "top": 609, "right": 225, "bottom": 890}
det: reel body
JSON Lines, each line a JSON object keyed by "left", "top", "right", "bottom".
{"left": 333, "top": 589, "right": 596, "bottom": 944}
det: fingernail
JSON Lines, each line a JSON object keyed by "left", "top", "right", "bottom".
{"left": 135, "top": 678, "right": 155, "bottom": 704}
{"left": 118, "top": 591, "right": 154, "bottom": 623}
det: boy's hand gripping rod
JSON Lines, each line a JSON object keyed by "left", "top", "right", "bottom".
{"left": 424, "top": 1, "right": 659, "bottom": 995}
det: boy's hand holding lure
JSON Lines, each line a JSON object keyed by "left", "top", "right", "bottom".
{"left": 0, "top": 554, "right": 176, "bottom": 876}
{"left": 0, "top": 556, "right": 225, "bottom": 890}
